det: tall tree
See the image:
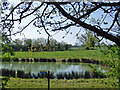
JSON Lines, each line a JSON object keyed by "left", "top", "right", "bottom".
{"left": 2, "top": 33, "right": 14, "bottom": 55}
{"left": 13, "top": 39, "right": 23, "bottom": 51}
{"left": 23, "top": 39, "right": 32, "bottom": 51}
{"left": 77, "top": 31, "right": 99, "bottom": 48}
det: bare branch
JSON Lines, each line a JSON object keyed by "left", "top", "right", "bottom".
{"left": 3, "top": 3, "right": 44, "bottom": 22}
{"left": 78, "top": 4, "right": 102, "bottom": 20}
{"left": 52, "top": 23, "right": 76, "bottom": 31}
{"left": 2, "top": 2, "right": 24, "bottom": 22}
{"left": 107, "top": 9, "right": 120, "bottom": 32}
{"left": 54, "top": 3, "right": 120, "bottom": 46}
{"left": 77, "top": 2, "right": 120, "bottom": 20}
{"left": 6, "top": 17, "right": 37, "bottom": 36}
{"left": 92, "top": 2, "right": 120, "bottom": 6}
{"left": 19, "top": 2, "right": 33, "bottom": 23}
{"left": 41, "top": 18, "right": 50, "bottom": 36}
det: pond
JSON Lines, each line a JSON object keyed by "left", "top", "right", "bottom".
{"left": 1, "top": 62, "right": 109, "bottom": 75}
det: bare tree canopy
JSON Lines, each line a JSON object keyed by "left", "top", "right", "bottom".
{"left": 1, "top": 1, "right": 120, "bottom": 46}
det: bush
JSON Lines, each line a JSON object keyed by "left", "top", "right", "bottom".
{"left": 89, "top": 47, "right": 94, "bottom": 50}
{"left": 84, "top": 71, "right": 91, "bottom": 79}
{"left": 86, "top": 47, "right": 90, "bottom": 50}
{"left": 2, "top": 53, "right": 15, "bottom": 62}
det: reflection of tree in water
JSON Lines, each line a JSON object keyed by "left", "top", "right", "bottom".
{"left": 1, "top": 62, "right": 107, "bottom": 74}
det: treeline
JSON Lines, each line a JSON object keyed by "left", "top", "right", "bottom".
{"left": 11, "top": 38, "right": 72, "bottom": 52}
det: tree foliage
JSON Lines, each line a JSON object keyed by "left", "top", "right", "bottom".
{"left": 77, "top": 31, "right": 99, "bottom": 48}
{"left": 2, "top": 33, "right": 14, "bottom": 55}
{"left": 12, "top": 38, "right": 72, "bottom": 52}
{"left": 1, "top": 1, "right": 120, "bottom": 46}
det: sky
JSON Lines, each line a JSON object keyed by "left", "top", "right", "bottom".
{"left": 5, "top": 0, "right": 117, "bottom": 45}
{"left": 8, "top": 0, "right": 85, "bottom": 45}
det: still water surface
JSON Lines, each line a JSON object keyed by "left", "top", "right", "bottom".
{"left": 1, "top": 62, "right": 109, "bottom": 75}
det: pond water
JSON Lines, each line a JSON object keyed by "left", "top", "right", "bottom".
{"left": 0, "top": 62, "right": 109, "bottom": 75}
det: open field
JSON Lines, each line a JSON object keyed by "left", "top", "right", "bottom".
{"left": 4, "top": 77, "right": 118, "bottom": 88}
{"left": 14, "top": 50, "right": 111, "bottom": 62}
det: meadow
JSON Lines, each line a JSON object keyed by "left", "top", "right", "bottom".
{"left": 14, "top": 50, "right": 111, "bottom": 62}
{"left": 4, "top": 77, "right": 118, "bottom": 88}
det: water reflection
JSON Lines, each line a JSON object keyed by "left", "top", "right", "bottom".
{"left": 1, "top": 62, "right": 108, "bottom": 75}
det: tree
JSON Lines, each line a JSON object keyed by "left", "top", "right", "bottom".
{"left": 23, "top": 39, "right": 32, "bottom": 51}
{"left": 2, "top": 33, "right": 14, "bottom": 55}
{"left": 1, "top": 2, "right": 120, "bottom": 46}
{"left": 13, "top": 39, "right": 23, "bottom": 51}
{"left": 77, "top": 31, "right": 99, "bottom": 49}
{"left": 14, "top": 39, "right": 23, "bottom": 46}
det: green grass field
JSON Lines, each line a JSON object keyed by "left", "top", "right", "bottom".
{"left": 14, "top": 50, "right": 110, "bottom": 62}
{"left": 4, "top": 77, "right": 118, "bottom": 88}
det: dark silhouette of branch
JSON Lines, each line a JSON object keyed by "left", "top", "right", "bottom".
{"left": 19, "top": 2, "right": 33, "bottom": 23}
{"left": 52, "top": 23, "right": 76, "bottom": 31}
{"left": 6, "top": 17, "right": 37, "bottom": 36}
{"left": 54, "top": 3, "right": 120, "bottom": 46}
{"left": 107, "top": 9, "right": 120, "bottom": 33}
{"left": 92, "top": 2, "right": 120, "bottom": 6}
{"left": 78, "top": 4, "right": 102, "bottom": 20}
{"left": 2, "top": 2, "right": 120, "bottom": 46}
{"left": 3, "top": 3, "right": 44, "bottom": 22}
{"left": 2, "top": 2, "right": 24, "bottom": 22}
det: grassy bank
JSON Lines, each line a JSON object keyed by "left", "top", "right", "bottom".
{"left": 5, "top": 77, "right": 118, "bottom": 88}
{"left": 14, "top": 50, "right": 110, "bottom": 62}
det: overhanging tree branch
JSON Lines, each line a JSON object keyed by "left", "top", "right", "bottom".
{"left": 52, "top": 23, "right": 76, "bottom": 31}
{"left": 78, "top": 4, "right": 102, "bottom": 20}
{"left": 6, "top": 17, "right": 37, "bottom": 36}
{"left": 54, "top": 3, "right": 120, "bottom": 46}
{"left": 2, "top": 2, "right": 120, "bottom": 46}
{"left": 92, "top": 2, "right": 120, "bottom": 6}
{"left": 2, "top": 2, "right": 24, "bottom": 22}
{"left": 19, "top": 2, "right": 33, "bottom": 23}
{"left": 2, "top": 2, "right": 44, "bottom": 22}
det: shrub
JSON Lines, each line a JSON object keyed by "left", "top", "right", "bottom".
{"left": 84, "top": 71, "right": 91, "bottom": 79}
{"left": 86, "top": 47, "right": 90, "bottom": 50}
{"left": 2, "top": 53, "right": 15, "bottom": 62}
{"left": 2, "top": 53, "right": 11, "bottom": 62}
{"left": 89, "top": 47, "right": 94, "bottom": 50}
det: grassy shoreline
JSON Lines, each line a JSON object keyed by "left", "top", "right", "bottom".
{"left": 4, "top": 77, "right": 118, "bottom": 88}
{"left": 7, "top": 50, "right": 111, "bottom": 67}
{"left": 14, "top": 50, "right": 110, "bottom": 62}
